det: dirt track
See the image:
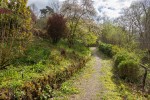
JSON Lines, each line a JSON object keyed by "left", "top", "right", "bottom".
{"left": 68, "top": 47, "right": 102, "bottom": 100}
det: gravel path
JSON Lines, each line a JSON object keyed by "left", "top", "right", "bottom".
{"left": 68, "top": 47, "right": 102, "bottom": 100}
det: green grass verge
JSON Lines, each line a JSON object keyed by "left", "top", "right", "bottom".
{"left": 50, "top": 57, "right": 95, "bottom": 100}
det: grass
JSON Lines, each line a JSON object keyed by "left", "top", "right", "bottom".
{"left": 0, "top": 42, "right": 69, "bottom": 89}
{"left": 0, "top": 38, "right": 91, "bottom": 92}
{"left": 99, "top": 52, "right": 148, "bottom": 100}
{"left": 50, "top": 57, "right": 95, "bottom": 100}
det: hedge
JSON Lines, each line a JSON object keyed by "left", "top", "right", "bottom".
{"left": 99, "top": 42, "right": 113, "bottom": 57}
{"left": 99, "top": 42, "right": 140, "bottom": 83}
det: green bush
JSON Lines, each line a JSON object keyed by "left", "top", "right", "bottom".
{"left": 99, "top": 42, "right": 141, "bottom": 83}
{"left": 112, "top": 45, "right": 121, "bottom": 55}
{"left": 114, "top": 51, "right": 140, "bottom": 67}
{"left": 114, "top": 51, "right": 129, "bottom": 67}
{"left": 0, "top": 1, "right": 32, "bottom": 69}
{"left": 118, "top": 60, "right": 140, "bottom": 82}
{"left": 99, "top": 42, "right": 113, "bottom": 57}
{"left": 99, "top": 42, "right": 121, "bottom": 57}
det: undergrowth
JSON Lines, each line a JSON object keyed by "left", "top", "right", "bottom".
{"left": 50, "top": 57, "right": 95, "bottom": 100}
{"left": 99, "top": 52, "right": 148, "bottom": 100}
{"left": 0, "top": 38, "right": 91, "bottom": 99}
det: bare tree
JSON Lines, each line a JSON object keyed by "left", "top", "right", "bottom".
{"left": 140, "top": 0, "right": 150, "bottom": 50}
{"left": 61, "top": 0, "right": 97, "bottom": 46}
{"left": 115, "top": 0, "right": 150, "bottom": 50}
{"left": 115, "top": 8, "right": 137, "bottom": 44}
{"left": 30, "top": 3, "right": 39, "bottom": 17}
{"left": 48, "top": 0, "right": 60, "bottom": 13}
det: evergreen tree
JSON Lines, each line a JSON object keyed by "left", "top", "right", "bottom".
{"left": 0, "top": 0, "right": 32, "bottom": 69}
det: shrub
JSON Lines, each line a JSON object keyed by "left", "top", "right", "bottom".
{"left": 112, "top": 45, "right": 121, "bottom": 55}
{"left": 114, "top": 50, "right": 140, "bottom": 67}
{"left": 13, "top": 44, "right": 50, "bottom": 65}
{"left": 118, "top": 60, "right": 140, "bottom": 82}
{"left": 47, "top": 13, "right": 67, "bottom": 43}
{"left": 24, "top": 46, "right": 50, "bottom": 64}
{"left": 99, "top": 42, "right": 142, "bottom": 83}
{"left": 99, "top": 42, "right": 113, "bottom": 57}
{"left": 114, "top": 51, "right": 129, "bottom": 67}
{"left": 0, "top": 1, "right": 32, "bottom": 69}
{"left": 99, "top": 42, "right": 125, "bottom": 57}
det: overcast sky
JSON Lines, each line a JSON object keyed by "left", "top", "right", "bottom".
{"left": 28, "top": 0, "right": 136, "bottom": 18}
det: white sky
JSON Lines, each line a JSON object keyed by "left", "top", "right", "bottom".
{"left": 28, "top": 0, "right": 136, "bottom": 18}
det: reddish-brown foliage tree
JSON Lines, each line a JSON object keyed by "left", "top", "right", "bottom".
{"left": 0, "top": 8, "right": 12, "bottom": 14}
{"left": 47, "top": 13, "right": 67, "bottom": 43}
